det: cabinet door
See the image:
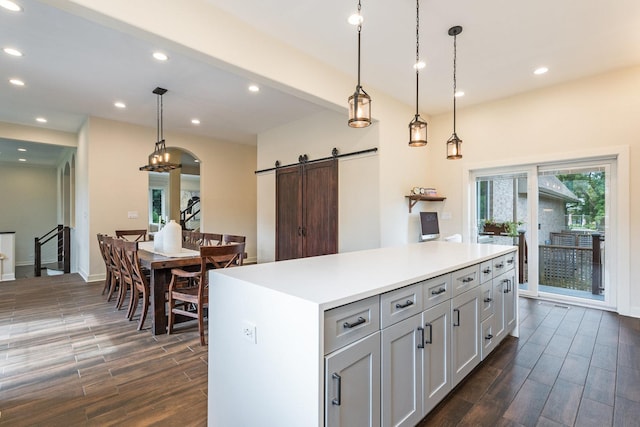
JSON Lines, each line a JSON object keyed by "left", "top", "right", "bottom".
{"left": 381, "top": 315, "right": 422, "bottom": 427}
{"left": 503, "top": 270, "right": 517, "bottom": 332}
{"left": 451, "top": 287, "right": 481, "bottom": 387}
{"left": 421, "top": 301, "right": 451, "bottom": 415}
{"left": 276, "top": 165, "right": 303, "bottom": 261}
{"left": 303, "top": 159, "right": 338, "bottom": 258}
{"left": 326, "top": 332, "right": 381, "bottom": 427}
{"left": 492, "top": 276, "right": 507, "bottom": 340}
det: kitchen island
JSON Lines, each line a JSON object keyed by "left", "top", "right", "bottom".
{"left": 208, "top": 241, "right": 518, "bottom": 427}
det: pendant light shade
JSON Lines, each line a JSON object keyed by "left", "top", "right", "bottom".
{"left": 140, "top": 87, "right": 181, "bottom": 172}
{"left": 348, "top": 0, "right": 371, "bottom": 128}
{"left": 446, "top": 26, "right": 463, "bottom": 160}
{"left": 409, "top": 0, "right": 427, "bottom": 147}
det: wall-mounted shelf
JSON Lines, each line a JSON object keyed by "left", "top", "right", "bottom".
{"left": 405, "top": 195, "right": 446, "bottom": 213}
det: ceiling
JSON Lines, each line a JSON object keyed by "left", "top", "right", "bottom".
{"left": 1, "top": 0, "right": 640, "bottom": 166}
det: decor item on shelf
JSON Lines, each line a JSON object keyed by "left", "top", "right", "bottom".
{"left": 139, "top": 87, "right": 182, "bottom": 172}
{"left": 408, "top": 0, "right": 427, "bottom": 147}
{"left": 347, "top": 0, "right": 371, "bottom": 128}
{"left": 446, "top": 26, "right": 463, "bottom": 160}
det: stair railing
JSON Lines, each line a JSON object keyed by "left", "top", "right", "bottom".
{"left": 34, "top": 225, "right": 70, "bottom": 277}
{"left": 180, "top": 199, "right": 200, "bottom": 229}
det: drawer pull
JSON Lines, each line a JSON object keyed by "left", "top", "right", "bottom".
{"left": 425, "top": 323, "right": 433, "bottom": 345}
{"left": 453, "top": 308, "right": 460, "bottom": 327}
{"left": 431, "top": 288, "right": 446, "bottom": 296}
{"left": 483, "top": 268, "right": 492, "bottom": 274}
{"left": 417, "top": 327, "right": 425, "bottom": 349}
{"left": 395, "top": 300, "right": 414, "bottom": 309}
{"left": 484, "top": 297, "right": 492, "bottom": 303}
{"left": 331, "top": 373, "right": 341, "bottom": 405}
{"left": 506, "top": 258, "right": 514, "bottom": 264}
{"left": 343, "top": 316, "right": 366, "bottom": 329}
{"left": 495, "top": 262, "right": 504, "bottom": 269}
{"left": 461, "top": 276, "right": 475, "bottom": 283}
{"left": 485, "top": 334, "right": 494, "bottom": 340}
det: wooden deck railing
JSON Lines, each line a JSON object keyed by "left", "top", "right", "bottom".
{"left": 539, "top": 233, "right": 604, "bottom": 295}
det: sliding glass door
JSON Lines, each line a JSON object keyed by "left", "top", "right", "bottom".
{"left": 472, "top": 158, "right": 615, "bottom": 309}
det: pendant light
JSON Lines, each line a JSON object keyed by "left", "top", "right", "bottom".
{"left": 347, "top": 0, "right": 371, "bottom": 128}
{"left": 140, "top": 87, "right": 181, "bottom": 172}
{"left": 408, "top": 0, "right": 427, "bottom": 147}
{"left": 446, "top": 26, "right": 463, "bottom": 159}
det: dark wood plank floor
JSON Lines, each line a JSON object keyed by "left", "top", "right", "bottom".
{"left": 418, "top": 297, "right": 640, "bottom": 427}
{"left": 1, "top": 274, "right": 639, "bottom": 426}
{"left": 0, "top": 273, "right": 207, "bottom": 426}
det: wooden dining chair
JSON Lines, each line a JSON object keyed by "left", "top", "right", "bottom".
{"left": 97, "top": 234, "right": 111, "bottom": 295}
{"left": 167, "top": 242, "right": 245, "bottom": 345}
{"left": 115, "top": 229, "right": 148, "bottom": 242}
{"left": 201, "top": 232, "right": 223, "bottom": 246}
{"left": 222, "top": 234, "right": 245, "bottom": 244}
{"left": 121, "top": 241, "right": 151, "bottom": 330}
{"left": 113, "top": 238, "right": 134, "bottom": 312}
{"left": 104, "top": 236, "right": 122, "bottom": 303}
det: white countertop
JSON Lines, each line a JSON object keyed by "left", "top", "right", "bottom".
{"left": 211, "top": 242, "right": 515, "bottom": 310}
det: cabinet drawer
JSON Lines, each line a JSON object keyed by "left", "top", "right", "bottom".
{"left": 422, "top": 273, "right": 452, "bottom": 310}
{"left": 481, "top": 315, "right": 497, "bottom": 360}
{"left": 480, "top": 281, "right": 494, "bottom": 321}
{"left": 451, "top": 265, "right": 480, "bottom": 297}
{"left": 503, "top": 251, "right": 516, "bottom": 272}
{"left": 324, "top": 296, "right": 380, "bottom": 354}
{"left": 479, "top": 260, "right": 493, "bottom": 284}
{"left": 380, "top": 283, "right": 423, "bottom": 329}
{"left": 492, "top": 256, "right": 507, "bottom": 277}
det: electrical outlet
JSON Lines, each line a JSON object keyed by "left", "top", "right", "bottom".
{"left": 127, "top": 211, "right": 139, "bottom": 219}
{"left": 242, "top": 320, "right": 257, "bottom": 344}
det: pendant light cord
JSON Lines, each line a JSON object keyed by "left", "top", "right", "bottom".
{"left": 415, "top": 0, "right": 420, "bottom": 116}
{"left": 453, "top": 32, "right": 457, "bottom": 133}
{"left": 356, "top": 0, "right": 363, "bottom": 89}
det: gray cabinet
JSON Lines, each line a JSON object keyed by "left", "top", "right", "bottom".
{"left": 451, "top": 286, "right": 481, "bottom": 387}
{"left": 421, "top": 301, "right": 451, "bottom": 415}
{"left": 381, "top": 315, "right": 423, "bottom": 427}
{"left": 325, "top": 332, "right": 381, "bottom": 427}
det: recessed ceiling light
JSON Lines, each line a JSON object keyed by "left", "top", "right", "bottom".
{"left": 114, "top": 101, "right": 126, "bottom": 109}
{"left": 18, "top": 158, "right": 26, "bottom": 162}
{"left": 36, "top": 117, "right": 47, "bottom": 123}
{"left": 153, "top": 52, "right": 168, "bottom": 61}
{"left": 0, "top": 0, "right": 21, "bottom": 12}
{"left": 534, "top": 66, "right": 549, "bottom": 75}
{"left": 454, "top": 91, "right": 465, "bottom": 97}
{"left": 17, "top": 148, "right": 26, "bottom": 152}
{"left": 191, "top": 119, "right": 201, "bottom": 125}
{"left": 248, "top": 84, "right": 260, "bottom": 93}
{"left": 3, "top": 47, "right": 22, "bottom": 57}
{"left": 413, "top": 61, "right": 426, "bottom": 70}
{"left": 9, "top": 78, "right": 24, "bottom": 86}
{"left": 348, "top": 13, "right": 363, "bottom": 26}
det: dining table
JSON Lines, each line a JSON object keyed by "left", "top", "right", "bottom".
{"left": 137, "top": 241, "right": 202, "bottom": 335}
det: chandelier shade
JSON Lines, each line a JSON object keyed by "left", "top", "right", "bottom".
{"left": 140, "top": 87, "right": 181, "bottom": 172}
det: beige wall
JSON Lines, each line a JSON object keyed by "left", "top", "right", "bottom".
{"left": 75, "top": 116, "right": 257, "bottom": 281}
{"left": 257, "top": 110, "right": 381, "bottom": 262}
{"left": 0, "top": 164, "right": 57, "bottom": 265}
{"left": 427, "top": 65, "right": 639, "bottom": 316}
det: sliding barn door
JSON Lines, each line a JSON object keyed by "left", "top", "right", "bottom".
{"left": 276, "top": 159, "right": 338, "bottom": 261}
